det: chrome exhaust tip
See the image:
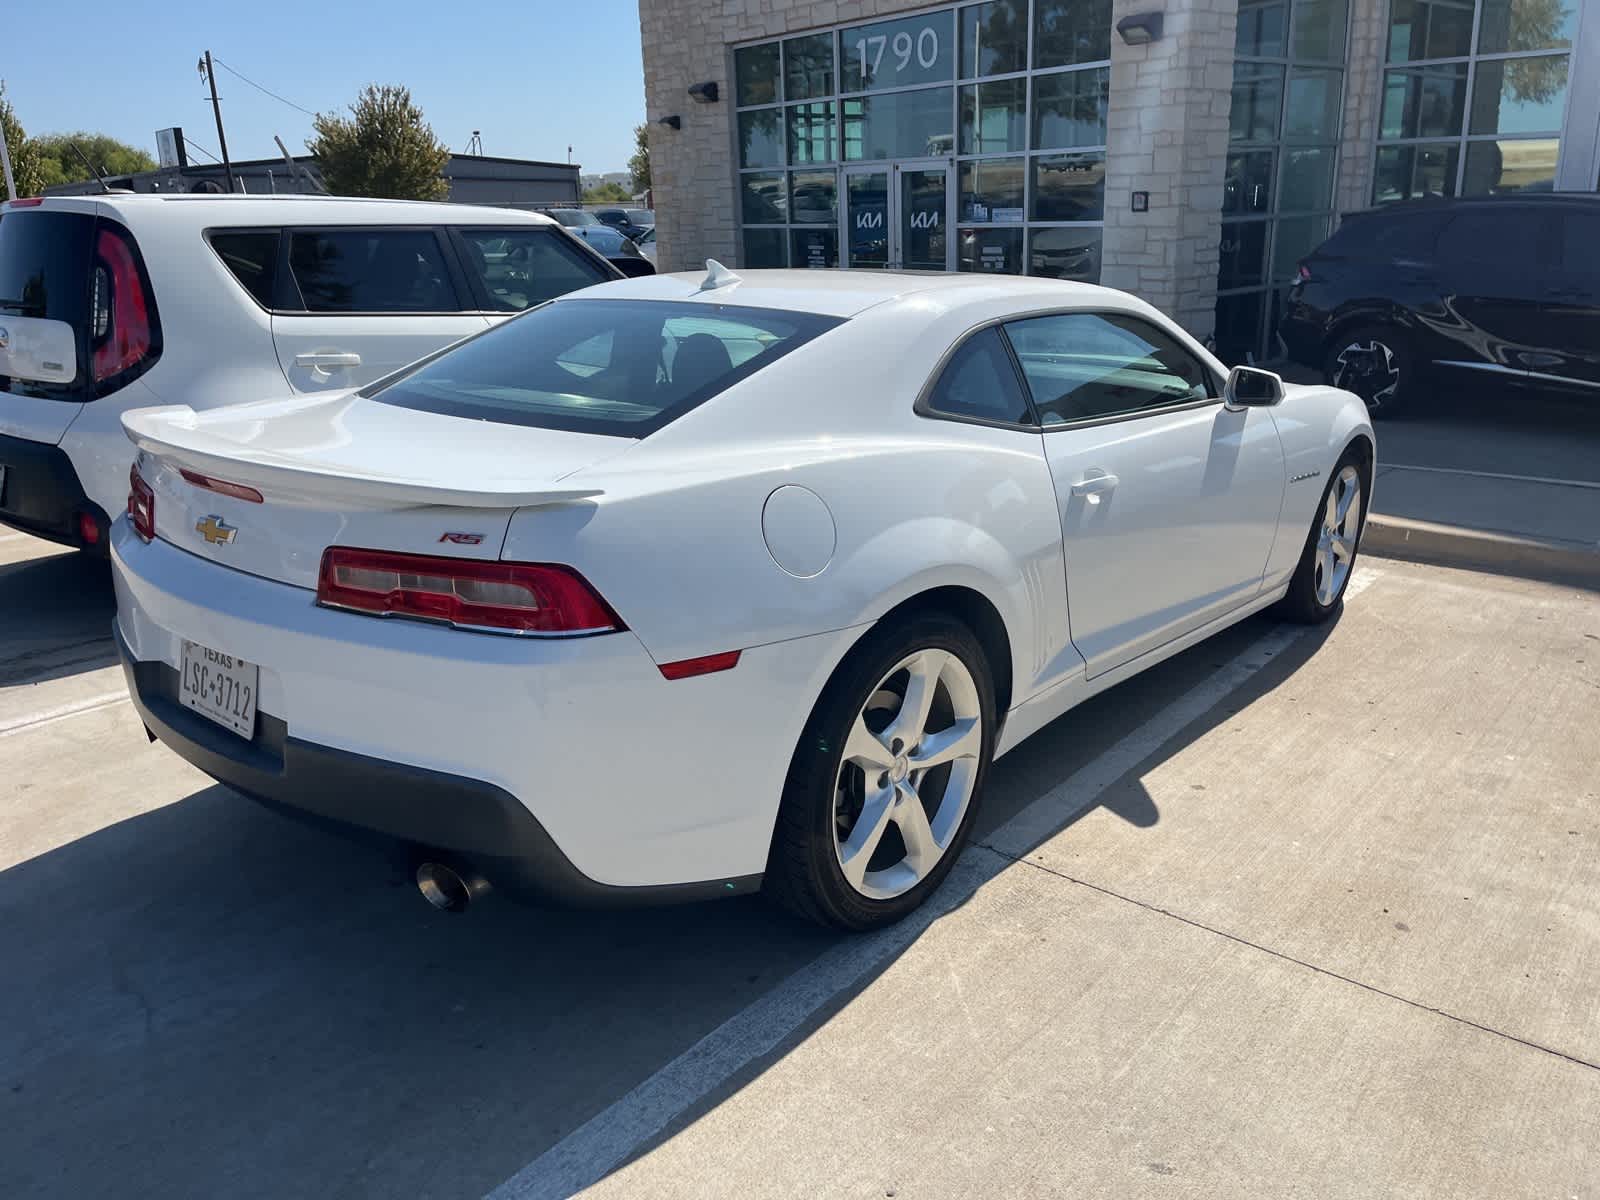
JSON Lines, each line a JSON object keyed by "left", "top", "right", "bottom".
{"left": 415, "top": 861, "right": 490, "bottom": 913}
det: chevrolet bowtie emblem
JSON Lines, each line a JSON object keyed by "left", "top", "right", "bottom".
{"left": 196, "top": 515, "right": 238, "bottom": 545}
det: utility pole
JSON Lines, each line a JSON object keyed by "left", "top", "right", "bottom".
{"left": 200, "top": 51, "right": 236, "bottom": 194}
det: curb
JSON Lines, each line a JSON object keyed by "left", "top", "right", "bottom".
{"left": 1362, "top": 514, "right": 1600, "bottom": 589}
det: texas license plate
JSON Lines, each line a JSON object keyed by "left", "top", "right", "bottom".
{"left": 179, "top": 640, "right": 258, "bottom": 738}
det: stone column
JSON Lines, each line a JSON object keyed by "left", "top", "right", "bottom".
{"left": 1333, "top": 0, "right": 1387, "bottom": 219}
{"left": 1099, "top": 0, "right": 1239, "bottom": 341}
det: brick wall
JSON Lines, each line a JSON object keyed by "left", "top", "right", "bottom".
{"left": 1335, "top": 0, "right": 1387, "bottom": 219}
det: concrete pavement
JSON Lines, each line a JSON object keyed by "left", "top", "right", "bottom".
{"left": 2, "top": 532, "right": 1597, "bottom": 1199}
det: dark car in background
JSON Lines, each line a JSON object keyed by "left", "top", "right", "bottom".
{"left": 543, "top": 209, "right": 655, "bottom": 277}
{"left": 1279, "top": 194, "right": 1600, "bottom": 416}
{"left": 593, "top": 208, "right": 654, "bottom": 242}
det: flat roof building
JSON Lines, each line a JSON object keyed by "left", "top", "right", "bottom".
{"left": 640, "top": 0, "right": 1600, "bottom": 360}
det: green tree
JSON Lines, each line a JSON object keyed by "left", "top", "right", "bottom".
{"left": 583, "top": 180, "right": 631, "bottom": 203}
{"left": 307, "top": 84, "right": 449, "bottom": 200}
{"left": 0, "top": 81, "right": 47, "bottom": 198}
{"left": 34, "top": 132, "right": 156, "bottom": 189}
{"left": 627, "top": 123, "right": 650, "bottom": 194}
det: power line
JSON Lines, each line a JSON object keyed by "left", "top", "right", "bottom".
{"left": 183, "top": 136, "right": 221, "bottom": 164}
{"left": 212, "top": 56, "right": 317, "bottom": 117}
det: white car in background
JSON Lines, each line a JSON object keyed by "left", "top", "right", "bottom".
{"left": 0, "top": 194, "right": 616, "bottom": 552}
{"left": 111, "top": 266, "right": 1374, "bottom": 930}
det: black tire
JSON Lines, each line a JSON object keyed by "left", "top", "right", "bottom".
{"left": 1277, "top": 445, "right": 1370, "bottom": 624}
{"left": 1324, "top": 325, "right": 1410, "bottom": 418}
{"left": 764, "top": 612, "right": 996, "bottom": 931}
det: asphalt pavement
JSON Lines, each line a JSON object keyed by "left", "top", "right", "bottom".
{"left": 2, "top": 529, "right": 1597, "bottom": 1198}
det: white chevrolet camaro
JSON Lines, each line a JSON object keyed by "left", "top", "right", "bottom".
{"left": 111, "top": 266, "right": 1374, "bottom": 930}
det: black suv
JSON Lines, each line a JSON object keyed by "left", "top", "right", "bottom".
{"left": 1279, "top": 194, "right": 1600, "bottom": 416}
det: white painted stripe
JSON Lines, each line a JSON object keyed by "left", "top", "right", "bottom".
{"left": 0, "top": 691, "right": 130, "bottom": 738}
{"left": 485, "top": 565, "right": 1383, "bottom": 1200}
{"left": 1384, "top": 462, "right": 1600, "bottom": 492}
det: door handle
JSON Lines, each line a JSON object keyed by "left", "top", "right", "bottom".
{"left": 1071, "top": 473, "right": 1119, "bottom": 497}
{"left": 294, "top": 352, "right": 363, "bottom": 369}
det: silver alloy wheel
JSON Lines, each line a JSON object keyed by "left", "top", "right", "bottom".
{"left": 1333, "top": 340, "right": 1400, "bottom": 409}
{"left": 832, "top": 648, "right": 983, "bottom": 900}
{"left": 1315, "top": 464, "right": 1363, "bottom": 606}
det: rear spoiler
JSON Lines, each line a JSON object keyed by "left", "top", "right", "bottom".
{"left": 122, "top": 405, "right": 603, "bottom": 509}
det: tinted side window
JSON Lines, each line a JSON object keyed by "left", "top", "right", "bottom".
{"left": 1558, "top": 212, "right": 1600, "bottom": 276}
{"left": 1004, "top": 312, "right": 1214, "bottom": 425}
{"left": 287, "top": 229, "right": 458, "bottom": 313}
{"left": 1436, "top": 209, "right": 1539, "bottom": 268}
{"left": 924, "top": 327, "right": 1032, "bottom": 424}
{"left": 209, "top": 230, "right": 279, "bottom": 308}
{"left": 456, "top": 228, "right": 610, "bottom": 312}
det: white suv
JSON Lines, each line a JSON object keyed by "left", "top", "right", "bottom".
{"left": 0, "top": 194, "right": 616, "bottom": 551}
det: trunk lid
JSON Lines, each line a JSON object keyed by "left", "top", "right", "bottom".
{"left": 124, "top": 391, "right": 632, "bottom": 589}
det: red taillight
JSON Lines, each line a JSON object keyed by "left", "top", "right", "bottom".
{"left": 4, "top": 197, "right": 44, "bottom": 208}
{"left": 77, "top": 512, "right": 101, "bottom": 546}
{"left": 91, "top": 227, "right": 154, "bottom": 382}
{"left": 658, "top": 651, "right": 741, "bottom": 680}
{"left": 180, "top": 468, "right": 264, "bottom": 504}
{"left": 128, "top": 464, "right": 156, "bottom": 542}
{"left": 316, "top": 547, "right": 623, "bottom": 636}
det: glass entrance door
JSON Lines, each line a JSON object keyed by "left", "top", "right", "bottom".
{"left": 842, "top": 161, "right": 951, "bottom": 270}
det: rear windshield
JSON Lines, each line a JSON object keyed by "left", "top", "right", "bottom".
{"left": 366, "top": 298, "right": 842, "bottom": 437}
{"left": 0, "top": 209, "right": 93, "bottom": 398}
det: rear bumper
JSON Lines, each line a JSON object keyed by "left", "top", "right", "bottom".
{"left": 0, "top": 432, "right": 108, "bottom": 549}
{"left": 115, "top": 627, "right": 756, "bottom": 906}
{"left": 1277, "top": 309, "right": 1327, "bottom": 370}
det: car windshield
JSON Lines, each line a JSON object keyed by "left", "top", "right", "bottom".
{"left": 365, "top": 298, "right": 842, "bottom": 437}
{"left": 626, "top": 210, "right": 655, "bottom": 224}
{"left": 552, "top": 210, "right": 600, "bottom": 227}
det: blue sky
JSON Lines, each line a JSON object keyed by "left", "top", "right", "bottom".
{"left": 5, "top": 0, "right": 646, "bottom": 173}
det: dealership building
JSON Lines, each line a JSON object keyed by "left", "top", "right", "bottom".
{"left": 640, "top": 0, "right": 1599, "bottom": 359}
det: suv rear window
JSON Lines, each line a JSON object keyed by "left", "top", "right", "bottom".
{"left": 0, "top": 210, "right": 94, "bottom": 398}
{"left": 1437, "top": 208, "right": 1540, "bottom": 267}
{"left": 455, "top": 228, "right": 611, "bottom": 312}
{"left": 287, "top": 229, "right": 459, "bottom": 313}
{"left": 366, "top": 298, "right": 841, "bottom": 437}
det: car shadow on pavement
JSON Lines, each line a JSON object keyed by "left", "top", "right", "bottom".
{"left": 0, "top": 610, "right": 1338, "bottom": 1199}
{"left": 0, "top": 549, "right": 118, "bottom": 688}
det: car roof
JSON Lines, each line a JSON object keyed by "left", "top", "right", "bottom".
{"left": 16, "top": 193, "right": 560, "bottom": 228}
{"left": 570, "top": 267, "right": 1119, "bottom": 319}
{"left": 1352, "top": 192, "right": 1600, "bottom": 219}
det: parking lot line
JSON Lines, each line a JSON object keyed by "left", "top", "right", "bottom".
{"left": 486, "top": 565, "right": 1383, "bottom": 1200}
{"left": 0, "top": 690, "right": 130, "bottom": 739}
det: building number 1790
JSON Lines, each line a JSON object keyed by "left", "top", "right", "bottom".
{"left": 855, "top": 29, "right": 939, "bottom": 82}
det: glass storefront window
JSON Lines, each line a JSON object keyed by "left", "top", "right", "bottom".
{"left": 1214, "top": 291, "right": 1267, "bottom": 364}
{"left": 1219, "top": 221, "right": 1268, "bottom": 290}
{"left": 1380, "top": 64, "right": 1468, "bottom": 139}
{"left": 1476, "top": 0, "right": 1576, "bottom": 54}
{"left": 1462, "top": 136, "right": 1560, "bottom": 193}
{"left": 742, "top": 227, "right": 788, "bottom": 267}
{"left": 960, "top": 80, "right": 1026, "bottom": 154}
{"left": 959, "top": 0, "right": 1028, "bottom": 78}
{"left": 842, "top": 88, "right": 955, "bottom": 160}
{"left": 1029, "top": 227, "right": 1101, "bottom": 281}
{"left": 1031, "top": 152, "right": 1106, "bottom": 222}
{"left": 841, "top": 12, "right": 955, "bottom": 92}
{"left": 1032, "top": 0, "right": 1112, "bottom": 68}
{"left": 1292, "top": 0, "right": 1350, "bottom": 61}
{"left": 1237, "top": 0, "right": 1287, "bottom": 56}
{"left": 740, "top": 172, "right": 787, "bottom": 224}
{"left": 784, "top": 33, "right": 834, "bottom": 101}
{"left": 1284, "top": 69, "right": 1343, "bottom": 142}
{"left": 736, "top": 43, "right": 781, "bottom": 106}
{"left": 1224, "top": 150, "right": 1275, "bottom": 214}
{"left": 959, "top": 158, "right": 1025, "bottom": 222}
{"left": 788, "top": 102, "right": 838, "bottom": 164}
{"left": 1231, "top": 65, "right": 1285, "bottom": 144}
{"left": 958, "top": 227, "right": 1024, "bottom": 273}
{"left": 1278, "top": 146, "right": 1337, "bottom": 212}
{"left": 1468, "top": 56, "right": 1568, "bottom": 135}
{"left": 1373, "top": 142, "right": 1460, "bottom": 200}
{"left": 1386, "top": 0, "right": 1475, "bottom": 62}
{"left": 791, "top": 227, "right": 839, "bottom": 268}
{"left": 1031, "top": 68, "right": 1110, "bottom": 149}
{"left": 790, "top": 170, "right": 838, "bottom": 224}
{"left": 1272, "top": 215, "right": 1330, "bottom": 280}
{"left": 738, "top": 109, "right": 784, "bottom": 169}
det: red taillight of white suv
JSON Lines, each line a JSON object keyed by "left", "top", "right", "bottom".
{"left": 127, "top": 463, "right": 156, "bottom": 542}
{"left": 91, "top": 225, "right": 158, "bottom": 385}
{"left": 315, "top": 547, "right": 624, "bottom": 636}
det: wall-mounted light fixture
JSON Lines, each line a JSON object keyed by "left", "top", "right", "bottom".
{"left": 687, "top": 81, "right": 720, "bottom": 104}
{"left": 1115, "top": 11, "right": 1164, "bottom": 44}
{"left": 657, "top": 114, "right": 681, "bottom": 130}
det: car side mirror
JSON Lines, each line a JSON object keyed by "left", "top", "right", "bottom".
{"left": 1224, "top": 365, "right": 1285, "bottom": 409}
